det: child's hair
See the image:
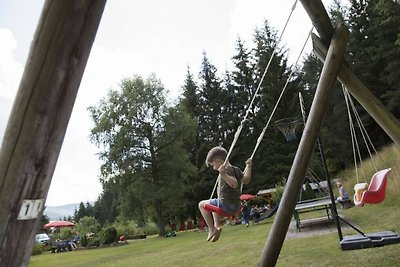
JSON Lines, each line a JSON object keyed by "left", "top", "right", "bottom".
{"left": 205, "top": 146, "right": 227, "bottom": 167}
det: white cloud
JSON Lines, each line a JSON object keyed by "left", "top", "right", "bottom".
{"left": 0, "top": 27, "right": 23, "bottom": 140}
{"left": 229, "top": 1, "right": 315, "bottom": 65}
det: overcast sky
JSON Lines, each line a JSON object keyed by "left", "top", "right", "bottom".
{"left": 0, "top": 0, "right": 334, "bottom": 206}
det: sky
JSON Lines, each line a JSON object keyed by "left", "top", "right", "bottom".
{"left": 0, "top": 0, "right": 334, "bottom": 206}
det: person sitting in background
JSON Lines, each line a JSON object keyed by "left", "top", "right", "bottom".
{"left": 336, "top": 181, "right": 349, "bottom": 201}
{"left": 336, "top": 181, "right": 350, "bottom": 207}
{"left": 250, "top": 205, "right": 262, "bottom": 220}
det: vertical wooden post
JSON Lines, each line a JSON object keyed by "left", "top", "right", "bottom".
{"left": 0, "top": 1, "right": 106, "bottom": 266}
{"left": 258, "top": 23, "right": 349, "bottom": 267}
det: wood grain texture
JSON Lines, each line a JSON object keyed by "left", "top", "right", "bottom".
{"left": 0, "top": 1, "right": 106, "bottom": 266}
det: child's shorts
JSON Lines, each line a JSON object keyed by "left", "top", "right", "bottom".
{"left": 209, "top": 199, "right": 240, "bottom": 214}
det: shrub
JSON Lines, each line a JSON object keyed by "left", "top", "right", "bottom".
{"left": 81, "top": 234, "right": 88, "bottom": 247}
{"left": 101, "top": 226, "right": 118, "bottom": 245}
{"left": 112, "top": 220, "right": 138, "bottom": 237}
{"left": 143, "top": 222, "right": 159, "bottom": 235}
{"left": 31, "top": 243, "right": 45, "bottom": 255}
{"left": 58, "top": 227, "right": 75, "bottom": 240}
{"left": 111, "top": 220, "right": 159, "bottom": 238}
{"left": 75, "top": 216, "right": 100, "bottom": 235}
{"left": 274, "top": 178, "right": 286, "bottom": 201}
{"left": 86, "top": 236, "right": 101, "bottom": 247}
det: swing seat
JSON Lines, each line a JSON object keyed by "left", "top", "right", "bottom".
{"left": 353, "top": 168, "right": 392, "bottom": 207}
{"left": 203, "top": 203, "right": 241, "bottom": 217}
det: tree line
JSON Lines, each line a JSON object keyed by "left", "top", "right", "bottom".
{"left": 73, "top": 0, "right": 399, "bottom": 236}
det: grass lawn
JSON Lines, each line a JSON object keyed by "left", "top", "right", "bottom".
{"left": 30, "top": 200, "right": 400, "bottom": 266}
{"left": 30, "top": 145, "right": 400, "bottom": 266}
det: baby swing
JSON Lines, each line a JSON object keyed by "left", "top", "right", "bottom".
{"left": 339, "top": 86, "right": 400, "bottom": 250}
{"left": 354, "top": 168, "right": 392, "bottom": 207}
{"left": 342, "top": 86, "right": 393, "bottom": 207}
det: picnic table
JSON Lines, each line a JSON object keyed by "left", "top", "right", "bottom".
{"left": 293, "top": 197, "right": 334, "bottom": 231}
{"left": 51, "top": 240, "right": 74, "bottom": 253}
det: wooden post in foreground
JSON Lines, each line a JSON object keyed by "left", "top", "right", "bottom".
{"left": 258, "top": 23, "right": 349, "bottom": 267}
{"left": 0, "top": 1, "right": 106, "bottom": 266}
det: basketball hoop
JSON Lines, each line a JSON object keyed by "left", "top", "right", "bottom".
{"left": 275, "top": 117, "right": 301, "bottom": 142}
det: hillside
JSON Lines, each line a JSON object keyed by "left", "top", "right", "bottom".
{"left": 44, "top": 204, "right": 79, "bottom": 221}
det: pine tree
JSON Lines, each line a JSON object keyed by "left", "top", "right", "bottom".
{"left": 192, "top": 54, "right": 229, "bottom": 207}
{"left": 229, "top": 38, "right": 257, "bottom": 163}
{"left": 248, "top": 20, "right": 299, "bottom": 191}
{"left": 74, "top": 202, "right": 86, "bottom": 222}
{"left": 197, "top": 53, "right": 225, "bottom": 146}
{"left": 347, "top": 0, "right": 400, "bottom": 148}
{"left": 181, "top": 67, "right": 198, "bottom": 118}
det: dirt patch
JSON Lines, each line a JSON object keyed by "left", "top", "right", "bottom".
{"left": 286, "top": 216, "right": 352, "bottom": 239}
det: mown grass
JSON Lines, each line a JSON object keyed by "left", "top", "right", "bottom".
{"left": 30, "top": 144, "right": 400, "bottom": 266}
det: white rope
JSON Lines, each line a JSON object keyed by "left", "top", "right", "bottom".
{"left": 250, "top": 25, "right": 313, "bottom": 160}
{"left": 347, "top": 90, "right": 378, "bottom": 171}
{"left": 343, "top": 88, "right": 368, "bottom": 183}
{"left": 343, "top": 86, "right": 364, "bottom": 183}
{"left": 299, "top": 92, "right": 307, "bottom": 124}
{"left": 342, "top": 85, "right": 385, "bottom": 182}
{"left": 343, "top": 86, "right": 400, "bottom": 193}
{"left": 250, "top": 0, "right": 299, "bottom": 117}
{"left": 343, "top": 88, "right": 359, "bottom": 182}
{"left": 209, "top": 0, "right": 300, "bottom": 201}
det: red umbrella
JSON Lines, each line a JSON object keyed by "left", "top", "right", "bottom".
{"left": 240, "top": 194, "right": 255, "bottom": 201}
{"left": 43, "top": 220, "right": 75, "bottom": 229}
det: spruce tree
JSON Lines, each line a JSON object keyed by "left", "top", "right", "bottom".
{"left": 347, "top": 0, "right": 400, "bottom": 148}
{"left": 229, "top": 38, "right": 257, "bottom": 164}
{"left": 248, "top": 20, "right": 300, "bottom": 191}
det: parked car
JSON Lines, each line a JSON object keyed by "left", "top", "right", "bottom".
{"left": 35, "top": 233, "right": 50, "bottom": 245}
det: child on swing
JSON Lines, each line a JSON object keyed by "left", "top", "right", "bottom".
{"left": 198, "top": 146, "right": 252, "bottom": 242}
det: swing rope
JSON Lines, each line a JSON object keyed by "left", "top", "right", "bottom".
{"left": 299, "top": 91, "right": 307, "bottom": 124}
{"left": 238, "top": 26, "right": 313, "bottom": 193}
{"left": 343, "top": 86, "right": 364, "bottom": 183}
{"left": 250, "top": 25, "right": 314, "bottom": 160}
{"left": 209, "top": 0, "right": 300, "bottom": 201}
{"left": 346, "top": 88, "right": 380, "bottom": 171}
{"left": 347, "top": 88, "right": 400, "bottom": 176}
{"left": 342, "top": 85, "right": 400, "bottom": 195}
{"left": 249, "top": 0, "right": 299, "bottom": 125}
{"left": 343, "top": 86, "right": 382, "bottom": 183}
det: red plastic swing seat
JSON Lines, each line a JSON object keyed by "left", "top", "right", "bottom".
{"left": 203, "top": 203, "right": 242, "bottom": 217}
{"left": 354, "top": 168, "right": 392, "bottom": 207}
